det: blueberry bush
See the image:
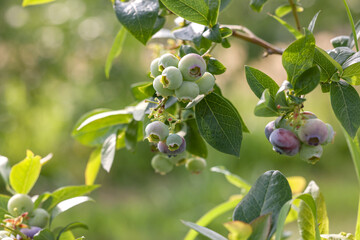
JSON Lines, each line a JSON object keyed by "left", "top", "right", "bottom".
{"left": 3, "top": 0, "right": 360, "bottom": 239}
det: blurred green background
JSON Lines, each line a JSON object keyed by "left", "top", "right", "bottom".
{"left": 0, "top": 0, "right": 360, "bottom": 239}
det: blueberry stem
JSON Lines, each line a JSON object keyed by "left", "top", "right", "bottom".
{"left": 221, "top": 24, "right": 284, "bottom": 56}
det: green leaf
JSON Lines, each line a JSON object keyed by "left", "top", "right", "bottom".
{"left": 331, "top": 36, "right": 350, "bottom": 48}
{"left": 43, "top": 185, "right": 99, "bottom": 211}
{"left": 56, "top": 222, "right": 88, "bottom": 240}
{"left": 160, "top": 0, "right": 209, "bottom": 26}
{"left": 184, "top": 119, "right": 208, "bottom": 158}
{"left": 282, "top": 30, "right": 315, "bottom": 84}
{"left": 270, "top": 15, "right": 303, "bottom": 39}
{"left": 184, "top": 197, "right": 242, "bottom": 240}
{"left": 182, "top": 220, "right": 227, "bottom": 240}
{"left": 220, "top": 0, "right": 231, "bottom": 11}
{"left": 85, "top": 148, "right": 101, "bottom": 186}
{"left": 105, "top": 28, "right": 127, "bottom": 78}
{"left": 254, "top": 89, "right": 279, "bottom": 117}
{"left": 275, "top": 4, "right": 303, "bottom": 18}
{"left": 125, "top": 120, "right": 138, "bottom": 151}
{"left": 233, "top": 170, "right": 292, "bottom": 237}
{"left": 51, "top": 196, "right": 94, "bottom": 220}
{"left": 249, "top": 0, "right": 268, "bottom": 12}
{"left": 101, "top": 133, "right": 117, "bottom": 172}
{"left": 245, "top": 66, "right": 279, "bottom": 99}
{"left": 220, "top": 96, "right": 249, "bottom": 133}
{"left": 302, "top": 181, "right": 329, "bottom": 235}
{"left": 342, "top": 52, "right": 360, "bottom": 83}
{"left": 314, "top": 47, "right": 343, "bottom": 81}
{"left": 72, "top": 109, "right": 129, "bottom": 147}
{"left": 179, "top": 45, "right": 199, "bottom": 57}
{"left": 75, "top": 110, "right": 132, "bottom": 135}
{"left": 203, "top": 24, "right": 222, "bottom": 43}
{"left": 205, "top": 0, "right": 221, "bottom": 27}
{"left": 22, "top": 0, "right": 54, "bottom": 7}
{"left": 308, "top": 11, "right": 321, "bottom": 33}
{"left": 9, "top": 151, "right": 41, "bottom": 194}
{"left": 328, "top": 47, "right": 355, "bottom": 65}
{"left": 211, "top": 166, "right": 251, "bottom": 192}
{"left": 0, "top": 194, "right": 10, "bottom": 221}
{"left": 207, "top": 57, "right": 226, "bottom": 75}
{"left": 330, "top": 81, "right": 360, "bottom": 138}
{"left": 114, "top": 0, "right": 159, "bottom": 45}
{"left": 33, "top": 229, "right": 55, "bottom": 240}
{"left": 58, "top": 231, "right": 75, "bottom": 240}
{"left": 275, "top": 194, "right": 321, "bottom": 240}
{"left": 224, "top": 221, "right": 253, "bottom": 240}
{"left": 248, "top": 214, "right": 271, "bottom": 240}
{"left": 293, "top": 66, "right": 320, "bottom": 95}
{"left": 131, "top": 82, "right": 155, "bottom": 100}
{"left": 195, "top": 93, "right": 242, "bottom": 157}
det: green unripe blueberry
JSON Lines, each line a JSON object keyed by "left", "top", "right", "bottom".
{"left": 181, "top": 109, "right": 195, "bottom": 120}
{"left": 178, "top": 53, "right": 206, "bottom": 81}
{"left": 195, "top": 72, "right": 215, "bottom": 94}
{"left": 168, "top": 152, "right": 187, "bottom": 165}
{"left": 299, "top": 144, "right": 323, "bottom": 164}
{"left": 153, "top": 76, "right": 175, "bottom": 97}
{"left": 161, "top": 67, "right": 183, "bottom": 90}
{"left": 175, "top": 81, "right": 200, "bottom": 102}
{"left": 323, "top": 123, "right": 335, "bottom": 145}
{"left": 150, "top": 58, "right": 162, "bottom": 78}
{"left": 28, "top": 208, "right": 50, "bottom": 228}
{"left": 145, "top": 121, "right": 169, "bottom": 143}
{"left": 158, "top": 53, "right": 179, "bottom": 70}
{"left": 7, "top": 194, "right": 34, "bottom": 216}
{"left": 186, "top": 157, "right": 207, "bottom": 174}
{"left": 166, "top": 134, "right": 183, "bottom": 151}
{"left": 151, "top": 154, "right": 174, "bottom": 175}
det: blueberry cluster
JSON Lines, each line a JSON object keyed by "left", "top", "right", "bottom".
{"left": 265, "top": 112, "right": 335, "bottom": 164}
{"left": 145, "top": 121, "right": 207, "bottom": 175}
{"left": 3, "top": 194, "right": 50, "bottom": 239}
{"left": 151, "top": 153, "right": 207, "bottom": 175}
{"left": 150, "top": 53, "right": 216, "bottom": 102}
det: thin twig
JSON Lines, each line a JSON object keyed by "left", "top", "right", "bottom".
{"left": 288, "top": 0, "right": 301, "bottom": 31}
{"left": 221, "top": 24, "right": 284, "bottom": 56}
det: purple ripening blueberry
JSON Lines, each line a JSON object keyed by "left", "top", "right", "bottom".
{"left": 158, "top": 136, "right": 186, "bottom": 156}
{"left": 20, "top": 226, "right": 42, "bottom": 239}
{"left": 269, "top": 128, "right": 300, "bottom": 156}
{"left": 265, "top": 120, "right": 275, "bottom": 140}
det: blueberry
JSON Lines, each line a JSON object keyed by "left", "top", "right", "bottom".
{"left": 158, "top": 53, "right": 179, "bottom": 71}
{"left": 151, "top": 154, "right": 174, "bottom": 175}
{"left": 323, "top": 123, "right": 335, "bottom": 145}
{"left": 175, "top": 81, "right": 200, "bottom": 102}
{"left": 28, "top": 208, "right": 49, "bottom": 228}
{"left": 299, "top": 144, "right": 323, "bottom": 164}
{"left": 20, "top": 226, "right": 42, "bottom": 239}
{"left": 145, "top": 121, "right": 169, "bottom": 143}
{"left": 269, "top": 128, "right": 300, "bottom": 156}
{"left": 298, "top": 119, "right": 328, "bottom": 146}
{"left": 158, "top": 136, "right": 186, "bottom": 156}
{"left": 153, "top": 75, "right": 175, "bottom": 97}
{"left": 161, "top": 66, "right": 183, "bottom": 90}
{"left": 301, "top": 111, "right": 317, "bottom": 120}
{"left": 150, "top": 58, "right": 162, "bottom": 78}
{"left": 166, "top": 134, "right": 184, "bottom": 151}
{"left": 178, "top": 53, "right": 206, "bottom": 81}
{"left": 195, "top": 72, "right": 215, "bottom": 94}
{"left": 185, "top": 157, "right": 207, "bottom": 174}
{"left": 168, "top": 152, "right": 187, "bottom": 165}
{"left": 265, "top": 121, "right": 275, "bottom": 140}
{"left": 7, "top": 194, "right": 34, "bottom": 217}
